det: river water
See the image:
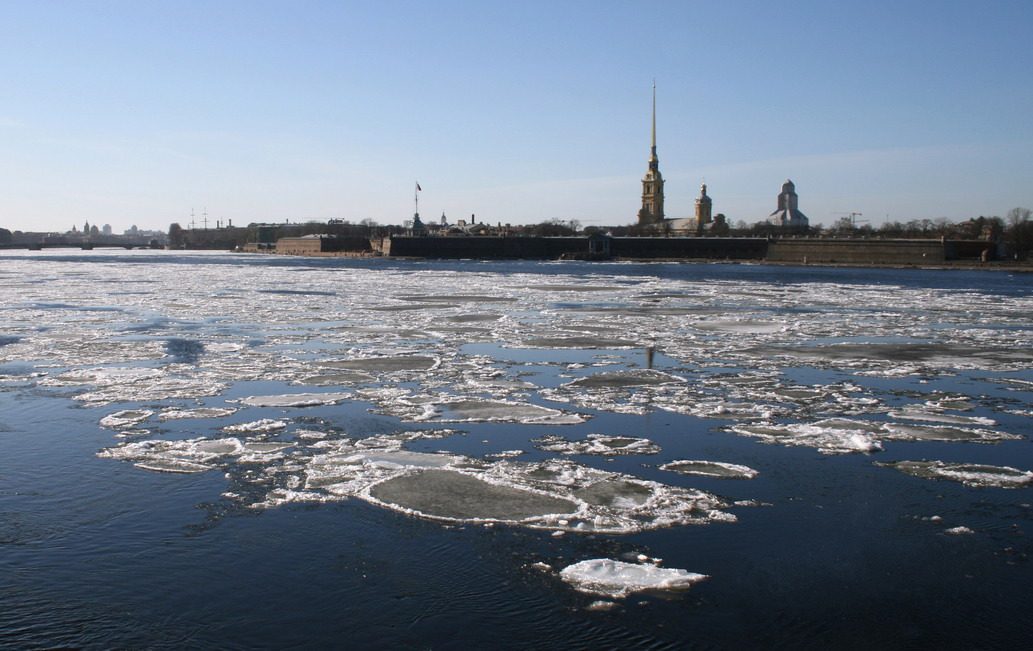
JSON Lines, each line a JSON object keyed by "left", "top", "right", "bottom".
{"left": 1, "top": 249, "right": 1031, "bottom": 649}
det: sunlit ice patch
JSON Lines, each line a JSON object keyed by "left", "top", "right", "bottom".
{"left": 875, "top": 460, "right": 1033, "bottom": 489}
{"left": 534, "top": 434, "right": 661, "bottom": 456}
{"left": 305, "top": 454, "right": 740, "bottom": 534}
{"left": 314, "top": 355, "right": 438, "bottom": 373}
{"left": 559, "top": 559, "right": 708, "bottom": 599}
{"left": 659, "top": 460, "right": 759, "bottom": 479}
{"left": 235, "top": 392, "right": 352, "bottom": 408}
{"left": 741, "top": 342, "right": 1033, "bottom": 371}
{"left": 723, "top": 419, "right": 884, "bottom": 455}
{"left": 159, "top": 407, "right": 240, "bottom": 421}
{"left": 689, "top": 320, "right": 788, "bottom": 335}
{"left": 365, "top": 391, "right": 590, "bottom": 425}
{"left": 723, "top": 417, "right": 1023, "bottom": 454}
{"left": 887, "top": 409, "right": 997, "bottom": 427}
{"left": 38, "top": 366, "right": 164, "bottom": 388}
{"left": 99, "top": 409, "right": 154, "bottom": 429}
{"left": 73, "top": 376, "right": 230, "bottom": 406}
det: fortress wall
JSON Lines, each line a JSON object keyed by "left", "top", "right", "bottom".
{"left": 610, "top": 237, "right": 767, "bottom": 259}
{"left": 372, "top": 236, "right": 994, "bottom": 265}
{"left": 766, "top": 239, "right": 946, "bottom": 265}
{"left": 384, "top": 236, "right": 588, "bottom": 258}
{"left": 385, "top": 236, "right": 768, "bottom": 260}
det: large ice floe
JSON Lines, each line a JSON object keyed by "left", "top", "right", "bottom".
{"left": 875, "top": 460, "right": 1033, "bottom": 489}
{"left": 100, "top": 428, "right": 738, "bottom": 533}
{"left": 559, "top": 559, "right": 708, "bottom": 598}
{"left": 723, "top": 417, "right": 1022, "bottom": 454}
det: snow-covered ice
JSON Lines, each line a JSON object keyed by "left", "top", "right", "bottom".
{"left": 559, "top": 559, "right": 708, "bottom": 598}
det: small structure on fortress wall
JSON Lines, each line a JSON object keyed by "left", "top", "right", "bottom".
{"left": 767, "top": 179, "right": 810, "bottom": 228}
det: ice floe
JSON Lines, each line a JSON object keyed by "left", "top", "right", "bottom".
{"left": 39, "top": 366, "right": 164, "bottom": 387}
{"left": 723, "top": 420, "right": 884, "bottom": 454}
{"left": 417, "top": 398, "right": 587, "bottom": 425}
{"left": 317, "top": 355, "right": 438, "bottom": 373}
{"left": 159, "top": 407, "right": 240, "bottom": 421}
{"left": 534, "top": 434, "right": 661, "bottom": 456}
{"left": 875, "top": 460, "right": 1033, "bottom": 488}
{"left": 888, "top": 409, "right": 996, "bottom": 426}
{"left": 99, "top": 409, "right": 154, "bottom": 429}
{"left": 744, "top": 342, "right": 1033, "bottom": 371}
{"left": 222, "top": 419, "right": 289, "bottom": 433}
{"left": 659, "top": 460, "right": 759, "bottom": 479}
{"left": 237, "top": 392, "right": 351, "bottom": 408}
{"left": 559, "top": 559, "right": 708, "bottom": 598}
{"left": 724, "top": 417, "right": 1021, "bottom": 454}
{"left": 945, "top": 526, "right": 974, "bottom": 535}
{"left": 690, "top": 320, "right": 787, "bottom": 334}
{"left": 565, "top": 369, "right": 686, "bottom": 389}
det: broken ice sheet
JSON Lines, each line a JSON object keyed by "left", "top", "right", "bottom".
{"left": 743, "top": 342, "right": 1033, "bottom": 371}
{"left": 534, "top": 434, "right": 661, "bottom": 456}
{"left": 724, "top": 420, "right": 884, "bottom": 454}
{"left": 99, "top": 409, "right": 154, "bottom": 429}
{"left": 159, "top": 407, "right": 240, "bottom": 421}
{"left": 888, "top": 409, "right": 996, "bottom": 426}
{"left": 724, "top": 417, "right": 1022, "bottom": 454}
{"left": 540, "top": 370, "right": 691, "bottom": 417}
{"left": 316, "top": 355, "right": 438, "bottom": 373}
{"left": 660, "top": 460, "right": 759, "bottom": 479}
{"left": 222, "top": 419, "right": 288, "bottom": 433}
{"left": 565, "top": 369, "right": 686, "bottom": 389}
{"left": 39, "top": 366, "right": 164, "bottom": 388}
{"left": 559, "top": 559, "right": 708, "bottom": 598}
{"left": 417, "top": 398, "right": 587, "bottom": 425}
{"left": 306, "top": 443, "right": 735, "bottom": 531}
{"left": 690, "top": 320, "right": 787, "bottom": 334}
{"left": 73, "top": 376, "right": 229, "bottom": 406}
{"left": 236, "top": 392, "right": 351, "bottom": 408}
{"left": 875, "top": 460, "right": 1033, "bottom": 489}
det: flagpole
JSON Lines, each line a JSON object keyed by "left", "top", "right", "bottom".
{"left": 414, "top": 181, "right": 419, "bottom": 218}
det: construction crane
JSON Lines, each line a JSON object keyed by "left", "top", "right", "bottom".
{"left": 832, "top": 212, "right": 868, "bottom": 228}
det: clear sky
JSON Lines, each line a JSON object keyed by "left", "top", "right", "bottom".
{"left": 2, "top": 0, "right": 1031, "bottom": 233}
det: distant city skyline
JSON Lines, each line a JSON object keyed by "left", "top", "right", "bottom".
{"left": 1, "top": 0, "right": 1030, "bottom": 233}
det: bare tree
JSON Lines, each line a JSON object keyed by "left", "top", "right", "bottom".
{"left": 1006, "top": 207, "right": 1033, "bottom": 260}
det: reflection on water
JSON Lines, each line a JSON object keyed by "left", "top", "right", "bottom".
{"left": 1, "top": 249, "right": 1032, "bottom": 648}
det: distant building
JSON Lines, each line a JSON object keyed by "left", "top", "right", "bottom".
{"left": 766, "top": 180, "right": 809, "bottom": 228}
{"left": 694, "top": 183, "right": 712, "bottom": 229}
{"left": 637, "top": 83, "right": 664, "bottom": 225}
{"left": 409, "top": 213, "right": 428, "bottom": 236}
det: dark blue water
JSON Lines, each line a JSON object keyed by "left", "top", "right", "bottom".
{"left": 1, "top": 251, "right": 1031, "bottom": 649}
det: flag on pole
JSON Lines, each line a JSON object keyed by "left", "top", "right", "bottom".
{"left": 416, "top": 183, "right": 422, "bottom": 191}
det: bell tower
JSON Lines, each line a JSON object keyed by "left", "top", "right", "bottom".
{"left": 694, "top": 183, "right": 712, "bottom": 228}
{"left": 637, "top": 81, "right": 664, "bottom": 225}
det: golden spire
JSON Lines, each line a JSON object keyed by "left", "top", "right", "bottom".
{"left": 648, "top": 80, "right": 658, "bottom": 170}
{"left": 651, "top": 79, "right": 656, "bottom": 150}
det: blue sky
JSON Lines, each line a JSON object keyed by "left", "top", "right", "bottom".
{"left": 1, "top": 0, "right": 1030, "bottom": 233}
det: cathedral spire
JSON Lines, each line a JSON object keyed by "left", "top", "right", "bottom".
{"left": 638, "top": 80, "right": 664, "bottom": 225}
{"left": 649, "top": 79, "right": 658, "bottom": 170}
